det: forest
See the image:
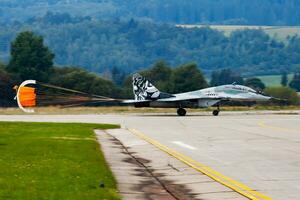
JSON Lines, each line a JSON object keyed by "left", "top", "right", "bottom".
{"left": 1, "top": 13, "right": 300, "bottom": 76}
{"left": 1, "top": 0, "right": 300, "bottom": 25}
{"left": 1, "top": 1, "right": 300, "bottom": 107}
{"left": 1, "top": 31, "right": 299, "bottom": 107}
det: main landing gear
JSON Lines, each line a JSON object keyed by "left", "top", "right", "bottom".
{"left": 176, "top": 106, "right": 220, "bottom": 116}
{"left": 212, "top": 105, "right": 220, "bottom": 116}
{"left": 177, "top": 108, "right": 186, "bottom": 116}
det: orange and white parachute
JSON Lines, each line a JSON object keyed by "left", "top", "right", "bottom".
{"left": 14, "top": 80, "right": 118, "bottom": 113}
{"left": 15, "top": 80, "right": 37, "bottom": 113}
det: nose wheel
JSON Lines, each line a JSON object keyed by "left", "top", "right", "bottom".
{"left": 177, "top": 108, "right": 186, "bottom": 116}
{"left": 212, "top": 105, "right": 220, "bottom": 116}
{"left": 212, "top": 110, "right": 219, "bottom": 116}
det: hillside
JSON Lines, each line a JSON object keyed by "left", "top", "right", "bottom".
{"left": 0, "top": 17, "right": 300, "bottom": 76}
{"left": 1, "top": 0, "right": 300, "bottom": 26}
{"left": 1, "top": 1, "right": 300, "bottom": 76}
{"left": 177, "top": 25, "right": 300, "bottom": 41}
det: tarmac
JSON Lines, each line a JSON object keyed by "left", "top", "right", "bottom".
{"left": 96, "top": 128, "right": 248, "bottom": 200}
{"left": 1, "top": 110, "right": 299, "bottom": 199}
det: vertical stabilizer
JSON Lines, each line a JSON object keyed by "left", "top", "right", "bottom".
{"left": 132, "top": 73, "right": 160, "bottom": 100}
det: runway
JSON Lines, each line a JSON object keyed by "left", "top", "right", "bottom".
{"left": 1, "top": 111, "right": 299, "bottom": 199}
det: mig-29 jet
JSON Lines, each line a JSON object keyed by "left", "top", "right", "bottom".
{"left": 15, "top": 73, "right": 272, "bottom": 115}
{"left": 123, "top": 73, "right": 271, "bottom": 116}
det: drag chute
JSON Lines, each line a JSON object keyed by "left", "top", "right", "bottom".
{"left": 14, "top": 80, "right": 119, "bottom": 113}
{"left": 15, "top": 80, "right": 37, "bottom": 113}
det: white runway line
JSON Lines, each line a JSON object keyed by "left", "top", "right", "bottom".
{"left": 172, "top": 141, "right": 197, "bottom": 150}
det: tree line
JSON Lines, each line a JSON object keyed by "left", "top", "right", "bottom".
{"left": 0, "top": 31, "right": 299, "bottom": 107}
{"left": 1, "top": 0, "right": 300, "bottom": 25}
{"left": 1, "top": 15, "right": 300, "bottom": 76}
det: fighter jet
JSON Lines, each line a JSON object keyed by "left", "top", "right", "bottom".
{"left": 15, "top": 73, "right": 272, "bottom": 114}
{"left": 123, "top": 73, "right": 271, "bottom": 116}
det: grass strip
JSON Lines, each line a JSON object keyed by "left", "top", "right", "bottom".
{"left": 0, "top": 122, "right": 121, "bottom": 200}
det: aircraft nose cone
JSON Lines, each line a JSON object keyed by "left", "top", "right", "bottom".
{"left": 259, "top": 94, "right": 271, "bottom": 100}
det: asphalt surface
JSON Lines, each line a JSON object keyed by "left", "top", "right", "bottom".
{"left": 96, "top": 129, "right": 248, "bottom": 200}
{"left": 1, "top": 111, "right": 299, "bottom": 199}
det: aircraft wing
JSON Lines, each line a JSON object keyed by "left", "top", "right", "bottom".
{"left": 156, "top": 95, "right": 227, "bottom": 102}
{"left": 122, "top": 99, "right": 151, "bottom": 103}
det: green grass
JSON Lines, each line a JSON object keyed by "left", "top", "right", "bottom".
{"left": 214, "top": 25, "right": 300, "bottom": 41}
{"left": 208, "top": 73, "right": 294, "bottom": 88}
{"left": 256, "top": 74, "right": 294, "bottom": 87}
{"left": 176, "top": 25, "right": 300, "bottom": 41}
{"left": 0, "top": 122, "right": 121, "bottom": 200}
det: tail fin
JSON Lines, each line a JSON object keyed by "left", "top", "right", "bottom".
{"left": 132, "top": 73, "right": 160, "bottom": 100}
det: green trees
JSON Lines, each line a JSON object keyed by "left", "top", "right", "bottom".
{"left": 50, "top": 67, "right": 121, "bottom": 98}
{"left": 289, "top": 72, "right": 300, "bottom": 91}
{"left": 264, "top": 87, "right": 299, "bottom": 105}
{"left": 170, "top": 63, "right": 208, "bottom": 93}
{"left": 0, "top": 63, "right": 17, "bottom": 106}
{"left": 0, "top": 61, "right": 5, "bottom": 69}
{"left": 123, "top": 61, "right": 208, "bottom": 97}
{"left": 140, "top": 61, "right": 172, "bottom": 92}
{"left": 210, "top": 69, "right": 244, "bottom": 86}
{"left": 244, "top": 78, "right": 265, "bottom": 91}
{"left": 1, "top": 19, "right": 300, "bottom": 76}
{"left": 111, "top": 66, "right": 126, "bottom": 86}
{"left": 2, "top": 0, "right": 300, "bottom": 25}
{"left": 7, "top": 31, "right": 55, "bottom": 82}
{"left": 281, "top": 72, "right": 288, "bottom": 86}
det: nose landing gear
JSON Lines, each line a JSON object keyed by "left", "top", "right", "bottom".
{"left": 177, "top": 108, "right": 186, "bottom": 116}
{"left": 212, "top": 105, "right": 220, "bottom": 116}
{"left": 212, "top": 110, "right": 219, "bottom": 116}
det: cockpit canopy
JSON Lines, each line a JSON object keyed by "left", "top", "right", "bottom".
{"left": 221, "top": 85, "right": 258, "bottom": 93}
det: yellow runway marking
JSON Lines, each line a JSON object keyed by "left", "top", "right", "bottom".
{"left": 129, "top": 128, "right": 272, "bottom": 200}
{"left": 258, "top": 121, "right": 299, "bottom": 133}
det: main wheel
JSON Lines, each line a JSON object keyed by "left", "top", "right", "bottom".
{"left": 177, "top": 108, "right": 187, "bottom": 116}
{"left": 212, "top": 110, "right": 219, "bottom": 116}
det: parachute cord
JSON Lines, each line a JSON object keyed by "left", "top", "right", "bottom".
{"left": 38, "top": 82, "right": 116, "bottom": 100}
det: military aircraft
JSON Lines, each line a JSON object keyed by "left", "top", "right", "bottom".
{"left": 123, "top": 73, "right": 272, "bottom": 116}
{"left": 15, "top": 73, "right": 272, "bottom": 115}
